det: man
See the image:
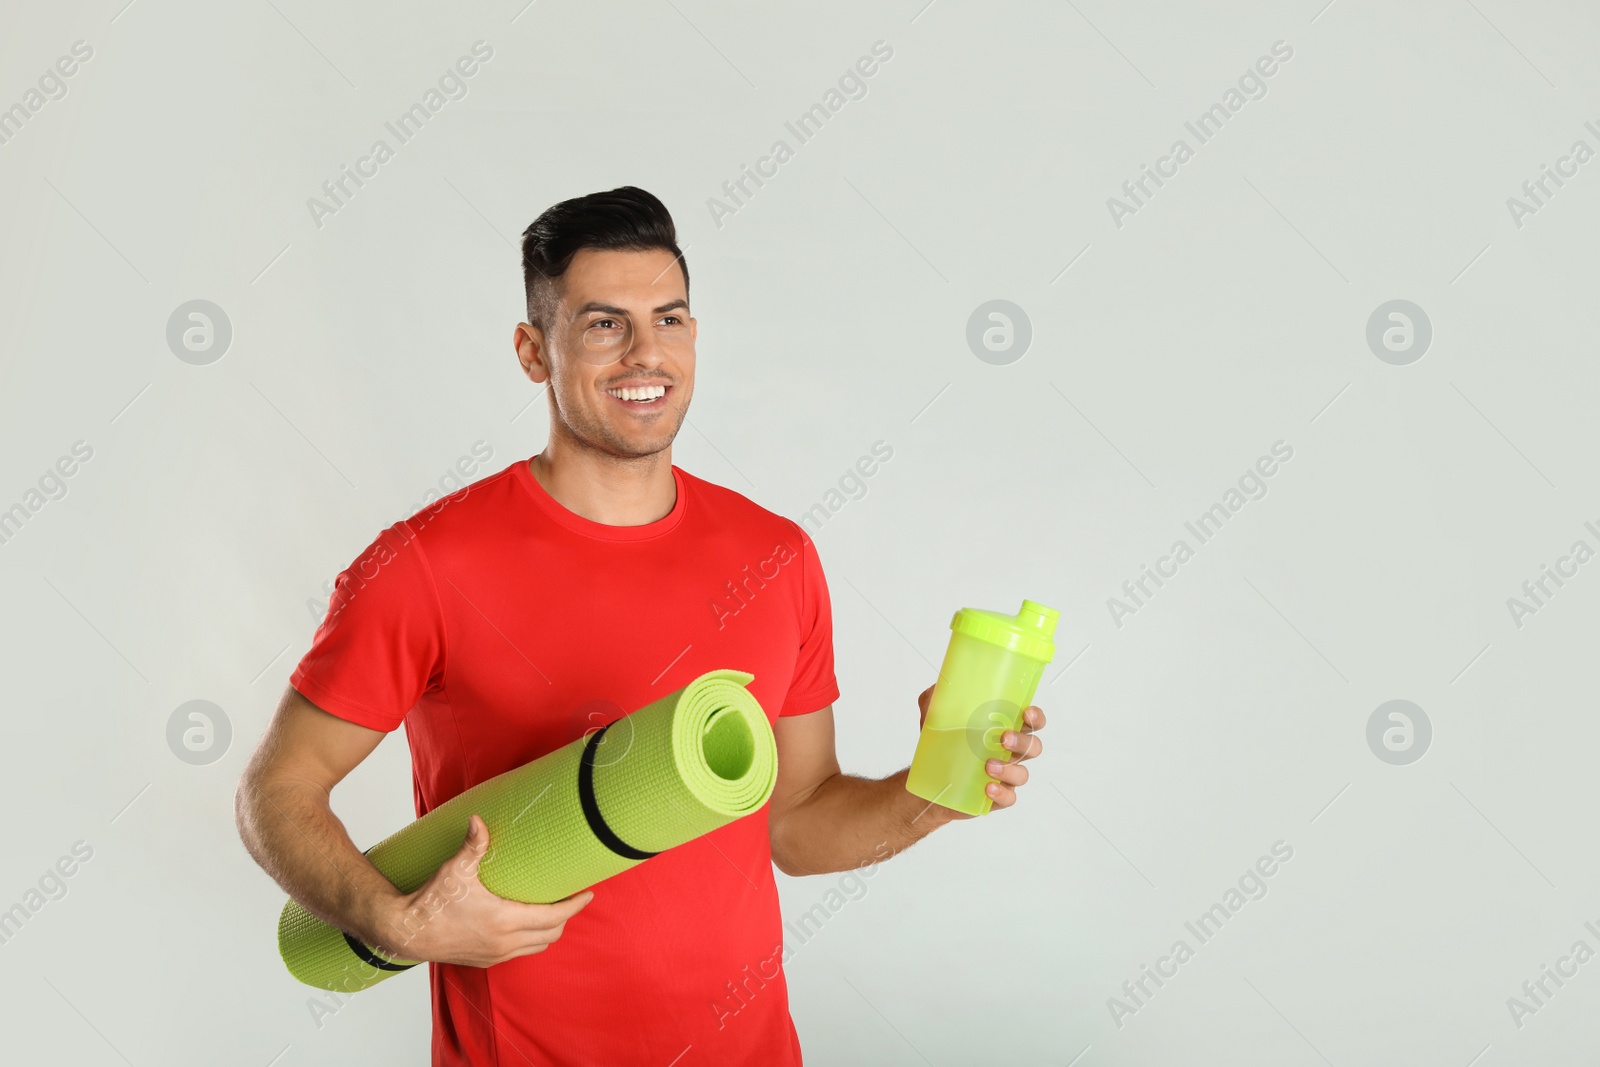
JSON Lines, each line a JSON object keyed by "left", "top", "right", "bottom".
{"left": 235, "top": 185, "right": 1047, "bottom": 1065}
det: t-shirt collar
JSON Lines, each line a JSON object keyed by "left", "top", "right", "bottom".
{"left": 513, "top": 457, "right": 688, "bottom": 542}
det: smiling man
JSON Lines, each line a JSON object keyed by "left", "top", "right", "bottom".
{"left": 235, "top": 185, "right": 1046, "bottom": 1066}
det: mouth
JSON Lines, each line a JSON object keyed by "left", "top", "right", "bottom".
{"left": 604, "top": 383, "right": 671, "bottom": 414}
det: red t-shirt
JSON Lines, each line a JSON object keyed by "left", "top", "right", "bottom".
{"left": 290, "top": 457, "right": 840, "bottom": 1066}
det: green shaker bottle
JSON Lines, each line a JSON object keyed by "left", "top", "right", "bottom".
{"left": 905, "top": 599, "right": 1059, "bottom": 817}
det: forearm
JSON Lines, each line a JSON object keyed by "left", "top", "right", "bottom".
{"left": 235, "top": 773, "right": 404, "bottom": 947}
{"left": 771, "top": 766, "right": 953, "bottom": 877}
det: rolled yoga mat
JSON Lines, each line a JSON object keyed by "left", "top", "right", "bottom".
{"left": 278, "top": 668, "right": 776, "bottom": 992}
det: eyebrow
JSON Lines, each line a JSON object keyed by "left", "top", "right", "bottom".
{"left": 571, "top": 299, "right": 688, "bottom": 318}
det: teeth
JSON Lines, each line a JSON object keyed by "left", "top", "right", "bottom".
{"left": 607, "top": 385, "right": 666, "bottom": 402}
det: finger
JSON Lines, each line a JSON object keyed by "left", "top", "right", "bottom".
{"left": 449, "top": 814, "right": 490, "bottom": 879}
{"left": 555, "top": 888, "right": 596, "bottom": 915}
{"left": 985, "top": 758, "right": 1029, "bottom": 788}
{"left": 503, "top": 889, "right": 595, "bottom": 931}
{"left": 983, "top": 780, "right": 1017, "bottom": 809}
{"left": 1023, "top": 705, "right": 1046, "bottom": 731}
{"left": 463, "top": 813, "right": 489, "bottom": 855}
{"left": 1002, "top": 729, "right": 1043, "bottom": 761}
{"left": 496, "top": 939, "right": 556, "bottom": 965}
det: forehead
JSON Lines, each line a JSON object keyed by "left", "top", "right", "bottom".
{"left": 559, "top": 247, "right": 686, "bottom": 310}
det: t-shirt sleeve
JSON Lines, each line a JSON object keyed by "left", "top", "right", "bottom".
{"left": 289, "top": 521, "right": 447, "bottom": 733}
{"left": 779, "top": 525, "right": 841, "bottom": 717}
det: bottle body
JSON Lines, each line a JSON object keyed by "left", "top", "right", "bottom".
{"left": 906, "top": 628, "right": 1049, "bottom": 817}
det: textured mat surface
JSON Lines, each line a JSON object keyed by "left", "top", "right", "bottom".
{"left": 278, "top": 668, "right": 774, "bottom": 991}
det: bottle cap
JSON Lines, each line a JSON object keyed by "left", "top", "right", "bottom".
{"left": 950, "top": 598, "right": 1059, "bottom": 663}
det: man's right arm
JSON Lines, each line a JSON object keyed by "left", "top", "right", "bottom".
{"left": 234, "top": 685, "right": 594, "bottom": 966}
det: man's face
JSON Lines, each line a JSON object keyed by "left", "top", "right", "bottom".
{"left": 517, "top": 247, "right": 696, "bottom": 460}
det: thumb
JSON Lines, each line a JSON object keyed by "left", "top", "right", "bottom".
{"left": 455, "top": 813, "right": 489, "bottom": 876}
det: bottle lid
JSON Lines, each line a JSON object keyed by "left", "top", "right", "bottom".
{"left": 950, "top": 598, "right": 1059, "bottom": 663}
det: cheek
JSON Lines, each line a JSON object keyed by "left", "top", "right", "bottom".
{"left": 556, "top": 360, "right": 601, "bottom": 397}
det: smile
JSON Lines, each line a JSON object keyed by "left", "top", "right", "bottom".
{"left": 605, "top": 384, "right": 670, "bottom": 410}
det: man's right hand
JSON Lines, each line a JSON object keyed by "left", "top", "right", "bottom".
{"left": 359, "top": 813, "right": 596, "bottom": 968}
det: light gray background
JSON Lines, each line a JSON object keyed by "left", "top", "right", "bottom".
{"left": 1, "top": 0, "right": 1596, "bottom": 1064}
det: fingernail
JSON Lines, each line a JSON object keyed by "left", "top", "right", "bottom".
{"left": 1002, "top": 732, "right": 1015, "bottom": 747}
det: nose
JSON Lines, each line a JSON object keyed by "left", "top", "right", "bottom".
{"left": 618, "top": 322, "right": 665, "bottom": 368}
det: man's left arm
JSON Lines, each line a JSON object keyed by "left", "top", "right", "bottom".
{"left": 767, "top": 686, "right": 1047, "bottom": 877}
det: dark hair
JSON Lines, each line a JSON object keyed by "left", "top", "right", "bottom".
{"left": 519, "top": 185, "right": 689, "bottom": 335}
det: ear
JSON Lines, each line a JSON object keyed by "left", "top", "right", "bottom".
{"left": 515, "top": 323, "right": 550, "bottom": 384}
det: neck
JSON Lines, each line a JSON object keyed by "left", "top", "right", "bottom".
{"left": 528, "top": 438, "right": 677, "bottom": 526}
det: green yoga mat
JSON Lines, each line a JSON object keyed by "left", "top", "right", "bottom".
{"left": 278, "top": 668, "right": 775, "bottom": 992}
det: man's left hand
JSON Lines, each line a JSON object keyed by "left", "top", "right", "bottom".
{"left": 915, "top": 685, "right": 1047, "bottom": 822}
